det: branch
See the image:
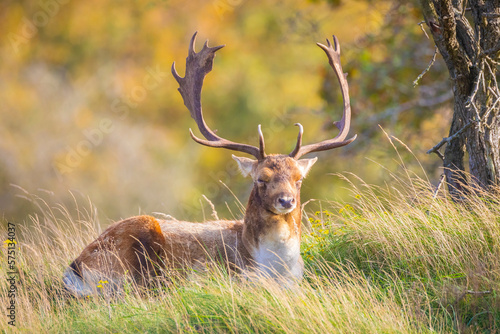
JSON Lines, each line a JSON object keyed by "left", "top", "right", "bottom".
{"left": 466, "top": 61, "right": 485, "bottom": 121}
{"left": 427, "top": 121, "right": 474, "bottom": 155}
{"left": 464, "top": 290, "right": 492, "bottom": 295}
{"left": 482, "top": 12, "right": 500, "bottom": 18}
{"left": 482, "top": 94, "right": 500, "bottom": 126}
{"left": 433, "top": 173, "right": 446, "bottom": 198}
{"left": 455, "top": 289, "right": 492, "bottom": 306}
{"left": 413, "top": 47, "right": 438, "bottom": 87}
{"left": 418, "top": 21, "right": 430, "bottom": 39}
{"left": 484, "top": 42, "right": 500, "bottom": 56}
{"left": 368, "top": 90, "right": 453, "bottom": 125}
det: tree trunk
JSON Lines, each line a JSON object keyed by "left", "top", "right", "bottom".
{"left": 443, "top": 107, "right": 467, "bottom": 196}
{"left": 420, "top": 0, "right": 500, "bottom": 196}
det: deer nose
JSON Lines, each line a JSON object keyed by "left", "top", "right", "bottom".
{"left": 278, "top": 196, "right": 295, "bottom": 209}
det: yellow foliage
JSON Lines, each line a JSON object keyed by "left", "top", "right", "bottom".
{"left": 1, "top": 0, "right": 443, "bottom": 225}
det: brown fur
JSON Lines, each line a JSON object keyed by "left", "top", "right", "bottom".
{"left": 243, "top": 155, "right": 303, "bottom": 247}
{"left": 69, "top": 216, "right": 166, "bottom": 283}
{"left": 158, "top": 219, "right": 250, "bottom": 271}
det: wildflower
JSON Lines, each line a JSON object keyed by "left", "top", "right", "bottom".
{"left": 97, "top": 280, "right": 109, "bottom": 289}
{"left": 3, "top": 239, "right": 17, "bottom": 248}
{"left": 339, "top": 204, "right": 355, "bottom": 214}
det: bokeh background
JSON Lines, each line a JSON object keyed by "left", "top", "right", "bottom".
{"left": 1, "top": 0, "right": 452, "bottom": 224}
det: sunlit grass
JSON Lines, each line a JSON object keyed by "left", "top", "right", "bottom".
{"left": 302, "top": 169, "right": 500, "bottom": 332}
{"left": 2, "top": 169, "right": 500, "bottom": 332}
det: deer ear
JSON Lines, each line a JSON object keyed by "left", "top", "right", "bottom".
{"left": 297, "top": 157, "right": 318, "bottom": 178}
{"left": 232, "top": 155, "right": 257, "bottom": 178}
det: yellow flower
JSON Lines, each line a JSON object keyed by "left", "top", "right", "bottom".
{"left": 97, "top": 280, "right": 109, "bottom": 289}
{"left": 339, "top": 204, "right": 355, "bottom": 214}
{"left": 333, "top": 228, "right": 345, "bottom": 235}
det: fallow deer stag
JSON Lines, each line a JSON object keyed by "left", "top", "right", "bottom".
{"left": 63, "top": 32, "right": 356, "bottom": 296}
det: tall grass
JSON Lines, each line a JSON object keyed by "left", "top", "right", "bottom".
{"left": 303, "top": 165, "right": 500, "bottom": 332}
{"left": 1, "top": 168, "right": 499, "bottom": 332}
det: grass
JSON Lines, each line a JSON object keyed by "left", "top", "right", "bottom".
{"left": 2, "top": 169, "right": 500, "bottom": 333}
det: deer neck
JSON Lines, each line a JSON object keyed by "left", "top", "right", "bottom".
{"left": 241, "top": 187, "right": 302, "bottom": 271}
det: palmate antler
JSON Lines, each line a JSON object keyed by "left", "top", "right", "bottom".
{"left": 172, "top": 32, "right": 356, "bottom": 161}
{"left": 171, "top": 32, "right": 266, "bottom": 160}
{"left": 289, "top": 36, "right": 357, "bottom": 159}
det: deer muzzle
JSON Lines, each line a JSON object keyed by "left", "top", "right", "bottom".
{"left": 274, "top": 193, "right": 296, "bottom": 214}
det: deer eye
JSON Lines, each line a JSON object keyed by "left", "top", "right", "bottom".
{"left": 258, "top": 179, "right": 267, "bottom": 184}
{"left": 295, "top": 179, "right": 303, "bottom": 188}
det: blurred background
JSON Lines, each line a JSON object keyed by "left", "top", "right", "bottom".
{"left": 1, "top": 0, "right": 452, "bottom": 224}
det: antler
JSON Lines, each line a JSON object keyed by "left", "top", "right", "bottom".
{"left": 172, "top": 32, "right": 266, "bottom": 160}
{"left": 289, "top": 35, "right": 356, "bottom": 159}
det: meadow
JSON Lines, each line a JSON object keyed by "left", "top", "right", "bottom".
{"left": 1, "top": 153, "right": 499, "bottom": 333}
{"left": 2, "top": 1, "right": 498, "bottom": 332}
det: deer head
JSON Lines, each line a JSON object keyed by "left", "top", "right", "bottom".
{"left": 172, "top": 32, "right": 356, "bottom": 218}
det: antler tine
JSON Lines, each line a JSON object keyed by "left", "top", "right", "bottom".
{"left": 189, "top": 32, "right": 197, "bottom": 55}
{"left": 258, "top": 125, "right": 266, "bottom": 159}
{"left": 290, "top": 35, "right": 356, "bottom": 159}
{"left": 289, "top": 123, "right": 303, "bottom": 158}
{"left": 172, "top": 32, "right": 265, "bottom": 160}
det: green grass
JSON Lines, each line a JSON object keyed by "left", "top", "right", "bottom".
{"left": 2, "top": 171, "right": 500, "bottom": 333}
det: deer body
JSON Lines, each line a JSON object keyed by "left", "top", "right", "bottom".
{"left": 64, "top": 217, "right": 247, "bottom": 297}
{"left": 63, "top": 33, "right": 355, "bottom": 296}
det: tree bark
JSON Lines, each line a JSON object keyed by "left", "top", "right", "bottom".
{"left": 420, "top": 0, "right": 500, "bottom": 196}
